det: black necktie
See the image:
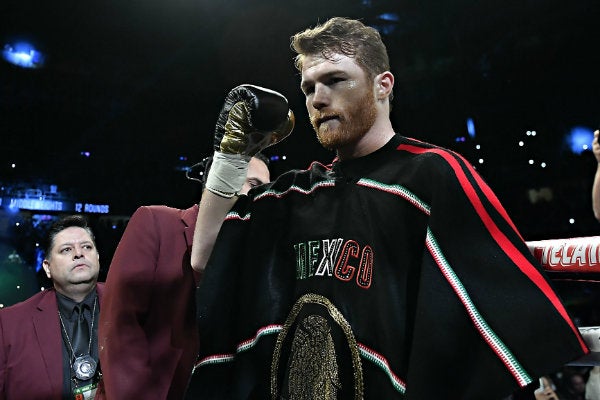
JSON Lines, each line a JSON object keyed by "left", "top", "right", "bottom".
{"left": 72, "top": 304, "right": 90, "bottom": 357}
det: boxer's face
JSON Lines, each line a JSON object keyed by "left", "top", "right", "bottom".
{"left": 301, "top": 53, "right": 377, "bottom": 152}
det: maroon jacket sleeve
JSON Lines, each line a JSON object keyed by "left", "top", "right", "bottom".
{"left": 97, "top": 205, "right": 199, "bottom": 400}
{"left": 98, "top": 206, "right": 161, "bottom": 398}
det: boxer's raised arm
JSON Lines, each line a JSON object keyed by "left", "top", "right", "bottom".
{"left": 191, "top": 191, "right": 237, "bottom": 274}
{"left": 191, "top": 84, "right": 294, "bottom": 273}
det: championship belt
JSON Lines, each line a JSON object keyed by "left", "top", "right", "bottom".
{"left": 271, "top": 293, "right": 364, "bottom": 399}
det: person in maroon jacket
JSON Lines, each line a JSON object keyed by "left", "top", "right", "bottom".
{"left": 0, "top": 215, "right": 104, "bottom": 400}
{"left": 96, "top": 155, "right": 269, "bottom": 400}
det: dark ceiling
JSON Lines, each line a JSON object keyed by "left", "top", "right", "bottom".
{"left": 1, "top": 0, "right": 599, "bottom": 237}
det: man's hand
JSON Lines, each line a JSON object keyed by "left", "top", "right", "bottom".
{"left": 214, "top": 84, "right": 294, "bottom": 157}
{"left": 206, "top": 85, "right": 294, "bottom": 198}
{"left": 191, "top": 85, "right": 294, "bottom": 274}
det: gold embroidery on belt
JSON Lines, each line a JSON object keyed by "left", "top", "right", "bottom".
{"left": 271, "top": 293, "right": 363, "bottom": 399}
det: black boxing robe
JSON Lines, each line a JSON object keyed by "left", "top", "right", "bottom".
{"left": 189, "top": 134, "right": 588, "bottom": 399}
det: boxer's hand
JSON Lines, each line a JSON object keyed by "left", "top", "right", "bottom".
{"left": 206, "top": 85, "right": 294, "bottom": 197}
{"left": 214, "top": 84, "right": 295, "bottom": 157}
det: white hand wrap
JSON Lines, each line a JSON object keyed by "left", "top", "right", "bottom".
{"left": 204, "top": 151, "right": 250, "bottom": 198}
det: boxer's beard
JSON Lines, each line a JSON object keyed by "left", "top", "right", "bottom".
{"left": 311, "top": 88, "right": 377, "bottom": 151}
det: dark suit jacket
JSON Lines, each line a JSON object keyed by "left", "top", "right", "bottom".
{"left": 0, "top": 283, "right": 105, "bottom": 400}
{"left": 97, "top": 205, "right": 200, "bottom": 400}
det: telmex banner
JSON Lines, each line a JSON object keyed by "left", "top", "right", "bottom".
{"left": 527, "top": 237, "right": 600, "bottom": 273}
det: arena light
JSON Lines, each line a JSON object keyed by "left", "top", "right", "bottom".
{"left": 2, "top": 42, "right": 45, "bottom": 69}
{"left": 372, "top": 12, "right": 400, "bottom": 35}
{"left": 466, "top": 118, "right": 476, "bottom": 138}
{"left": 377, "top": 13, "right": 400, "bottom": 22}
{"left": 566, "top": 126, "right": 594, "bottom": 155}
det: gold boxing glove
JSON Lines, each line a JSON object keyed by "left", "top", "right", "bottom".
{"left": 214, "top": 84, "right": 294, "bottom": 157}
{"left": 206, "top": 85, "right": 294, "bottom": 197}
